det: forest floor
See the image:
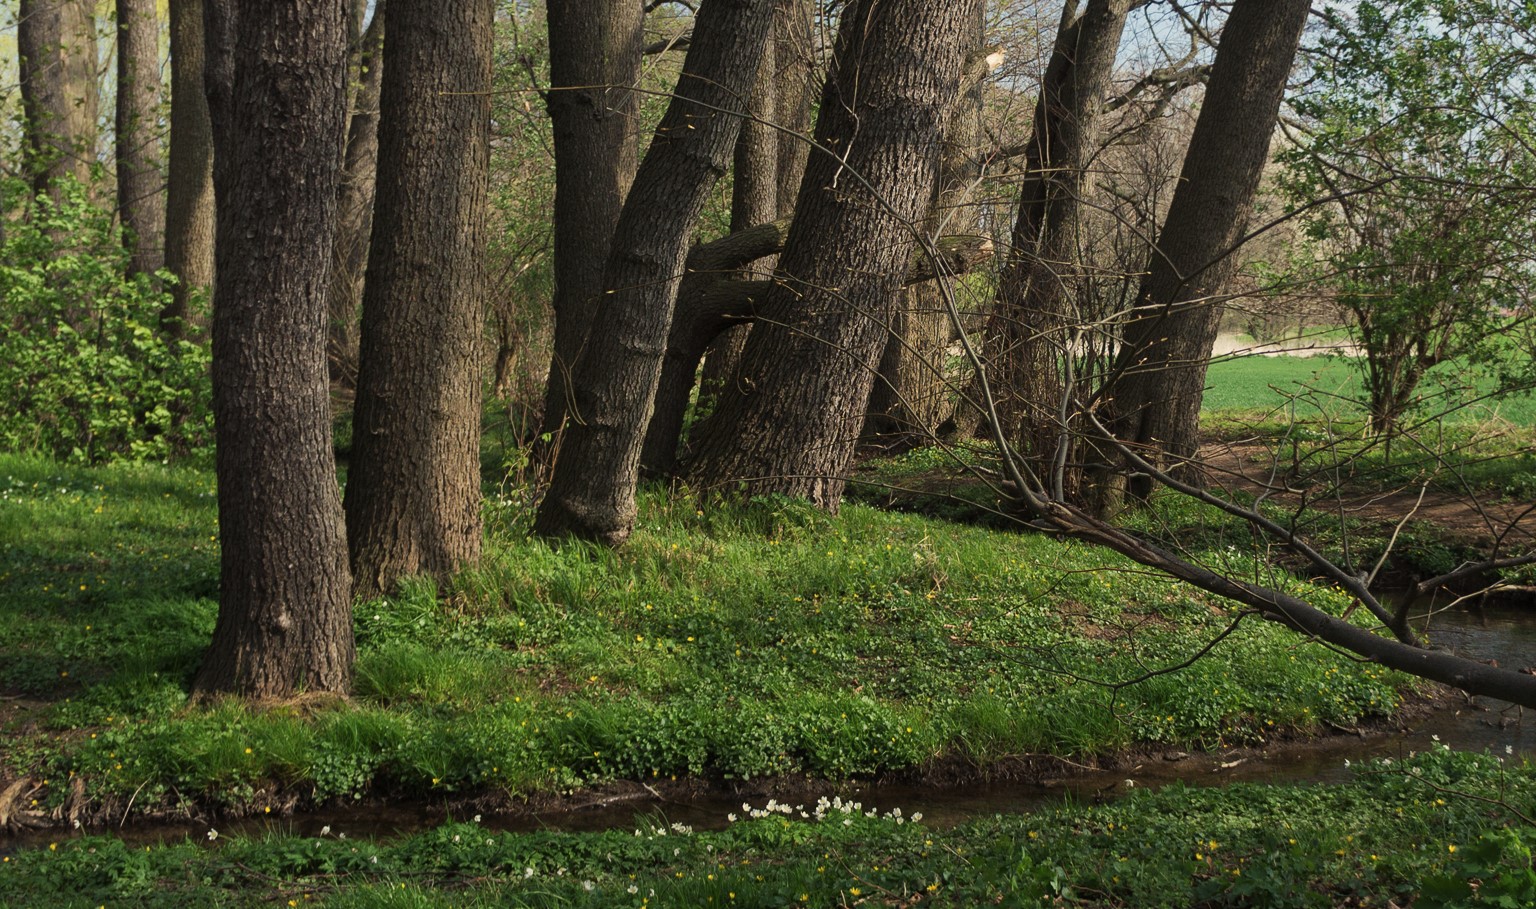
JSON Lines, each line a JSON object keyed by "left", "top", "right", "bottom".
{"left": 1, "top": 449, "right": 1533, "bottom": 906}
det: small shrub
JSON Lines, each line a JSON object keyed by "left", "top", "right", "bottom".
{"left": 0, "top": 175, "right": 212, "bottom": 463}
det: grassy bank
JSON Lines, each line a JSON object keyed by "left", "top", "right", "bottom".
{"left": 2, "top": 747, "right": 1531, "bottom": 907}
{"left": 0, "top": 452, "right": 1414, "bottom": 827}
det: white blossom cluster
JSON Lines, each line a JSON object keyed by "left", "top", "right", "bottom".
{"left": 727, "top": 796, "right": 921, "bottom": 825}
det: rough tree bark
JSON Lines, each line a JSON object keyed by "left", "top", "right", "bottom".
{"left": 537, "top": 0, "right": 644, "bottom": 447}
{"left": 116, "top": 0, "right": 166, "bottom": 277}
{"left": 533, "top": 0, "right": 774, "bottom": 544}
{"left": 772, "top": 0, "right": 815, "bottom": 219}
{"left": 17, "top": 0, "right": 98, "bottom": 199}
{"left": 344, "top": 0, "right": 492, "bottom": 601}
{"left": 194, "top": 0, "right": 355, "bottom": 699}
{"left": 162, "top": 0, "right": 216, "bottom": 337}
{"left": 695, "top": 7, "right": 781, "bottom": 413}
{"left": 994, "top": 0, "right": 1131, "bottom": 497}
{"left": 865, "top": 6, "right": 993, "bottom": 445}
{"left": 642, "top": 224, "right": 992, "bottom": 477}
{"left": 326, "top": 5, "right": 386, "bottom": 389}
{"left": 1106, "top": 0, "right": 1309, "bottom": 503}
{"left": 685, "top": 0, "right": 977, "bottom": 508}
{"left": 643, "top": 0, "right": 818, "bottom": 477}
{"left": 696, "top": 0, "right": 814, "bottom": 400}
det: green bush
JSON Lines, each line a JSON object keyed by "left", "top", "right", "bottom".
{"left": 0, "top": 176, "right": 212, "bottom": 463}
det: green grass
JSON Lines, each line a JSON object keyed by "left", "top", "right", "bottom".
{"left": 1202, "top": 353, "right": 1536, "bottom": 427}
{"left": 0, "top": 452, "right": 1416, "bottom": 823}
{"left": 2, "top": 747, "right": 1530, "bottom": 907}
{"left": 1202, "top": 354, "right": 1536, "bottom": 503}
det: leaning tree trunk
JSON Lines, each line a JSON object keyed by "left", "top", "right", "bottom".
{"left": 686, "top": 0, "right": 976, "bottom": 509}
{"left": 162, "top": 0, "right": 216, "bottom": 338}
{"left": 533, "top": 0, "right": 774, "bottom": 544}
{"left": 537, "top": 0, "right": 644, "bottom": 448}
{"left": 1106, "top": 0, "right": 1310, "bottom": 504}
{"left": 194, "top": 0, "right": 355, "bottom": 699}
{"left": 326, "top": 5, "right": 386, "bottom": 389}
{"left": 865, "top": 3, "right": 991, "bottom": 445}
{"left": 116, "top": 0, "right": 166, "bottom": 277}
{"left": 640, "top": 0, "right": 817, "bottom": 478}
{"left": 17, "top": 0, "right": 98, "bottom": 200}
{"left": 696, "top": 0, "right": 814, "bottom": 409}
{"left": 995, "top": 0, "right": 1130, "bottom": 497}
{"left": 694, "top": 10, "right": 781, "bottom": 421}
{"left": 344, "top": 0, "right": 492, "bottom": 601}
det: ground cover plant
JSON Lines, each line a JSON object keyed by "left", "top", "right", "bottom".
{"left": 0, "top": 451, "right": 1414, "bottom": 827}
{"left": 1, "top": 746, "right": 1530, "bottom": 907}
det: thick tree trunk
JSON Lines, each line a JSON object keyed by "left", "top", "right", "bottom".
{"left": 326, "top": 5, "right": 386, "bottom": 389}
{"left": 194, "top": 0, "right": 355, "bottom": 699}
{"left": 537, "top": 0, "right": 644, "bottom": 446}
{"left": 116, "top": 0, "right": 166, "bottom": 277}
{"left": 17, "top": 0, "right": 98, "bottom": 199}
{"left": 344, "top": 0, "right": 492, "bottom": 601}
{"left": 1106, "top": 0, "right": 1309, "bottom": 503}
{"left": 865, "top": 6, "right": 992, "bottom": 445}
{"left": 685, "top": 0, "right": 976, "bottom": 508}
{"left": 534, "top": 0, "right": 775, "bottom": 544}
{"left": 162, "top": 0, "right": 216, "bottom": 337}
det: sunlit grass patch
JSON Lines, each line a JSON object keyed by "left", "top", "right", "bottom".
{"left": 1, "top": 452, "right": 1419, "bottom": 821}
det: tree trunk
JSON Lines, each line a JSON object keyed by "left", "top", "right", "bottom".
{"left": 537, "top": 0, "right": 644, "bottom": 447}
{"left": 686, "top": 0, "right": 976, "bottom": 508}
{"left": 162, "top": 0, "right": 216, "bottom": 337}
{"left": 996, "top": 0, "right": 1130, "bottom": 498}
{"left": 865, "top": 5, "right": 992, "bottom": 445}
{"left": 642, "top": 0, "right": 817, "bottom": 478}
{"left": 534, "top": 0, "right": 775, "bottom": 544}
{"left": 116, "top": 0, "right": 166, "bottom": 277}
{"left": 773, "top": 0, "right": 815, "bottom": 218}
{"left": 17, "top": 0, "right": 98, "bottom": 199}
{"left": 1106, "top": 0, "right": 1309, "bottom": 504}
{"left": 344, "top": 0, "right": 492, "bottom": 601}
{"left": 644, "top": 226, "right": 993, "bottom": 479}
{"left": 695, "top": 11, "right": 780, "bottom": 423}
{"left": 194, "top": 0, "right": 355, "bottom": 699}
{"left": 326, "top": 5, "right": 386, "bottom": 389}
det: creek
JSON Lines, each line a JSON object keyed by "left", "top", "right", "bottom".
{"left": 2, "top": 601, "right": 1531, "bottom": 851}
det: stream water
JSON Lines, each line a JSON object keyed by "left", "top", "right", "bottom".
{"left": 3, "top": 602, "right": 1531, "bottom": 851}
